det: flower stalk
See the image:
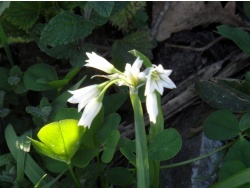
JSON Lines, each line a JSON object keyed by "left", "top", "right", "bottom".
{"left": 130, "top": 92, "right": 149, "bottom": 188}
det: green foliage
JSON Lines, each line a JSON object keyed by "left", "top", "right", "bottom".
{"left": 87, "top": 1, "right": 114, "bottom": 17}
{"left": 40, "top": 11, "right": 95, "bottom": 47}
{"left": 106, "top": 167, "right": 133, "bottom": 186}
{"left": 29, "top": 119, "right": 86, "bottom": 163}
{"left": 203, "top": 110, "right": 240, "bottom": 141}
{"left": 110, "top": 1, "right": 146, "bottom": 32}
{"left": 217, "top": 25, "right": 250, "bottom": 56}
{"left": 148, "top": 129, "right": 182, "bottom": 161}
{"left": 3, "top": 2, "right": 41, "bottom": 31}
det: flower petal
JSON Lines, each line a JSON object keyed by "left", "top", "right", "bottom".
{"left": 78, "top": 98, "right": 102, "bottom": 128}
{"left": 146, "top": 92, "right": 158, "bottom": 123}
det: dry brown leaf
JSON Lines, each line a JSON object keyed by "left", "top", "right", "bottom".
{"left": 152, "top": 2, "right": 243, "bottom": 41}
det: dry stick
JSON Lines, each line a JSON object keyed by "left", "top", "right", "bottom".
{"left": 164, "top": 36, "right": 224, "bottom": 52}
{"left": 151, "top": 2, "right": 171, "bottom": 38}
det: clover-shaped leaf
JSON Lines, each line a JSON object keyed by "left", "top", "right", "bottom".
{"left": 29, "top": 119, "right": 85, "bottom": 163}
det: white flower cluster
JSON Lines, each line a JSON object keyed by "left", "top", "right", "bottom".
{"left": 68, "top": 52, "right": 176, "bottom": 128}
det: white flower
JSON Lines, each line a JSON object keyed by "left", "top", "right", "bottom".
{"left": 68, "top": 85, "right": 100, "bottom": 112}
{"left": 144, "top": 64, "right": 176, "bottom": 96}
{"left": 85, "top": 52, "right": 119, "bottom": 74}
{"left": 78, "top": 98, "right": 102, "bottom": 128}
{"left": 122, "top": 57, "right": 143, "bottom": 87}
{"left": 146, "top": 92, "right": 158, "bottom": 123}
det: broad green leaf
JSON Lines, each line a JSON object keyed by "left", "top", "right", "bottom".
{"left": 3, "top": 2, "right": 41, "bottom": 30}
{"left": 72, "top": 147, "right": 99, "bottom": 168}
{"left": 40, "top": 11, "right": 95, "bottom": 47}
{"left": 224, "top": 138, "right": 250, "bottom": 167}
{"left": 5, "top": 124, "right": 52, "bottom": 185}
{"left": 97, "top": 113, "right": 121, "bottom": 145}
{"left": 23, "top": 63, "right": 58, "bottom": 91}
{"left": 218, "top": 161, "right": 246, "bottom": 181}
{"left": 29, "top": 120, "right": 86, "bottom": 163}
{"left": 203, "top": 110, "right": 240, "bottom": 141}
{"left": 129, "top": 49, "right": 152, "bottom": 67}
{"left": 88, "top": 1, "right": 114, "bottom": 17}
{"left": 239, "top": 112, "right": 250, "bottom": 131}
{"left": 196, "top": 80, "right": 250, "bottom": 112}
{"left": 89, "top": 9, "right": 109, "bottom": 26}
{"left": 103, "top": 92, "right": 128, "bottom": 115}
{"left": 119, "top": 138, "right": 136, "bottom": 166}
{"left": 217, "top": 25, "right": 250, "bottom": 56}
{"left": 106, "top": 167, "right": 133, "bottom": 186}
{"left": 211, "top": 168, "right": 250, "bottom": 188}
{"left": 0, "top": 2, "right": 10, "bottom": 16}
{"left": 101, "top": 130, "right": 120, "bottom": 163}
{"left": 42, "top": 156, "right": 67, "bottom": 173}
{"left": 54, "top": 108, "right": 81, "bottom": 121}
{"left": 148, "top": 128, "right": 182, "bottom": 161}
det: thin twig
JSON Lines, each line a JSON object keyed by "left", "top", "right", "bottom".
{"left": 164, "top": 36, "right": 224, "bottom": 52}
{"left": 151, "top": 2, "right": 171, "bottom": 38}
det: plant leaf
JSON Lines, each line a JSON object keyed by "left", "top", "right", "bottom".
{"left": 23, "top": 63, "right": 58, "bottom": 91}
{"left": 106, "top": 167, "right": 133, "bottom": 186}
{"left": 203, "top": 110, "right": 240, "bottom": 141}
{"left": 148, "top": 128, "right": 182, "bottom": 161}
{"left": 239, "top": 112, "right": 250, "bottom": 131}
{"left": 40, "top": 11, "right": 95, "bottom": 47}
{"left": 29, "top": 119, "right": 86, "bottom": 163}
{"left": 101, "top": 130, "right": 120, "bottom": 163}
{"left": 224, "top": 137, "right": 250, "bottom": 167}
{"left": 88, "top": 1, "right": 114, "bottom": 17}
{"left": 3, "top": 2, "right": 41, "bottom": 30}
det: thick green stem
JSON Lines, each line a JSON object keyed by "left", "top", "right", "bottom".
{"left": 67, "top": 163, "right": 81, "bottom": 188}
{"left": 130, "top": 92, "right": 149, "bottom": 188}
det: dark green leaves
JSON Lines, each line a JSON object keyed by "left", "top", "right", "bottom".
{"left": 40, "top": 11, "right": 95, "bottom": 47}
{"left": 148, "top": 129, "right": 182, "bottom": 161}
{"left": 217, "top": 25, "right": 250, "bottom": 56}
{"left": 203, "top": 110, "right": 240, "bottom": 141}
{"left": 88, "top": 2, "right": 114, "bottom": 17}
{"left": 3, "top": 2, "right": 41, "bottom": 30}
{"left": 23, "top": 63, "right": 58, "bottom": 91}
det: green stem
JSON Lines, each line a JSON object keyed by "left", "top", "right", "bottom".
{"left": 67, "top": 163, "right": 81, "bottom": 188}
{"left": 130, "top": 92, "right": 149, "bottom": 188}
{"left": 160, "top": 140, "right": 235, "bottom": 169}
{"left": 96, "top": 155, "right": 107, "bottom": 188}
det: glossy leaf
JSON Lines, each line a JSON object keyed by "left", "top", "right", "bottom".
{"left": 239, "top": 112, "right": 250, "bottom": 131}
{"left": 42, "top": 156, "right": 67, "bottom": 173}
{"left": 203, "top": 110, "right": 240, "bottom": 141}
{"left": 224, "top": 138, "right": 250, "bottom": 167}
{"left": 101, "top": 130, "right": 120, "bottom": 163}
{"left": 23, "top": 63, "right": 58, "bottom": 91}
{"left": 148, "top": 128, "right": 182, "bottom": 161}
{"left": 218, "top": 160, "right": 246, "bottom": 181}
{"left": 196, "top": 80, "right": 250, "bottom": 112}
{"left": 29, "top": 119, "right": 85, "bottom": 163}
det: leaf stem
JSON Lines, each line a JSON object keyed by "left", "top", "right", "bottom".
{"left": 96, "top": 155, "right": 107, "bottom": 188}
{"left": 160, "top": 140, "right": 235, "bottom": 169}
{"left": 67, "top": 163, "right": 81, "bottom": 188}
{"left": 130, "top": 92, "right": 149, "bottom": 188}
